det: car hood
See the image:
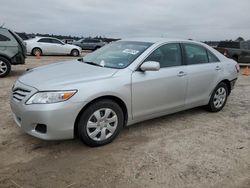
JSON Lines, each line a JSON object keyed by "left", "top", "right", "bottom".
{"left": 18, "top": 60, "right": 118, "bottom": 90}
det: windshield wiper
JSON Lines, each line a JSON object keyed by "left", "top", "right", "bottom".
{"left": 78, "top": 58, "right": 103, "bottom": 67}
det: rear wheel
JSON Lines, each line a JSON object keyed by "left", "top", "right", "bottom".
{"left": 32, "top": 48, "right": 42, "bottom": 56}
{"left": 77, "top": 99, "right": 124, "bottom": 147}
{"left": 206, "top": 82, "right": 228, "bottom": 112}
{"left": 0, "top": 57, "right": 11, "bottom": 78}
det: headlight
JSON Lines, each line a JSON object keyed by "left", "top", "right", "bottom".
{"left": 26, "top": 90, "right": 77, "bottom": 104}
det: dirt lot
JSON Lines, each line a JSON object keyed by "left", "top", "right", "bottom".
{"left": 0, "top": 56, "right": 250, "bottom": 188}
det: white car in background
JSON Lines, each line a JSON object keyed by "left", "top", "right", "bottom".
{"left": 25, "top": 37, "right": 81, "bottom": 56}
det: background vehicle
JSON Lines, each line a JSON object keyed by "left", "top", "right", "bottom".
{"left": 214, "top": 41, "right": 250, "bottom": 63}
{"left": 0, "top": 27, "right": 26, "bottom": 77}
{"left": 62, "top": 39, "right": 75, "bottom": 44}
{"left": 25, "top": 37, "right": 81, "bottom": 56}
{"left": 10, "top": 39, "right": 238, "bottom": 146}
{"left": 73, "top": 38, "right": 106, "bottom": 50}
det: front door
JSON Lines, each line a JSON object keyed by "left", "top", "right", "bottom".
{"left": 132, "top": 43, "right": 188, "bottom": 119}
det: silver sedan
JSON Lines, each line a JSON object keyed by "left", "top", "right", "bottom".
{"left": 10, "top": 38, "right": 239, "bottom": 146}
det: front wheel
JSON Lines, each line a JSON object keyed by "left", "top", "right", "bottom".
{"left": 206, "top": 82, "right": 228, "bottom": 112}
{"left": 77, "top": 99, "right": 124, "bottom": 147}
{"left": 71, "top": 49, "right": 80, "bottom": 56}
{"left": 0, "top": 57, "right": 11, "bottom": 78}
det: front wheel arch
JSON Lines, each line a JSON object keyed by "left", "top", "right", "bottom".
{"left": 74, "top": 96, "right": 128, "bottom": 138}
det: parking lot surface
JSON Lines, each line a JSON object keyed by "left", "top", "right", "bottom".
{"left": 0, "top": 56, "right": 250, "bottom": 188}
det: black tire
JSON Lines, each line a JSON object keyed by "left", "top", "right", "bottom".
{"left": 77, "top": 99, "right": 124, "bottom": 147}
{"left": 206, "top": 82, "right": 228, "bottom": 112}
{"left": 32, "top": 48, "right": 42, "bottom": 56}
{"left": 232, "top": 55, "right": 238, "bottom": 62}
{"left": 71, "top": 49, "right": 80, "bottom": 57}
{"left": 0, "top": 57, "right": 11, "bottom": 78}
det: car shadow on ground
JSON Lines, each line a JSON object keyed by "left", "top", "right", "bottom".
{"left": 7, "top": 70, "right": 26, "bottom": 78}
{"left": 19, "top": 107, "right": 206, "bottom": 152}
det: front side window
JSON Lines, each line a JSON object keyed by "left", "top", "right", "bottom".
{"left": 38, "top": 38, "right": 51, "bottom": 43}
{"left": 144, "top": 43, "right": 182, "bottom": 68}
{"left": 184, "top": 44, "right": 209, "bottom": 65}
{"left": 0, "top": 34, "right": 10, "bottom": 42}
{"left": 82, "top": 41, "right": 152, "bottom": 69}
{"left": 207, "top": 50, "right": 219, "bottom": 62}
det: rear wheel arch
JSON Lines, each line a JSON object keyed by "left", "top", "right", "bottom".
{"left": 0, "top": 54, "right": 11, "bottom": 62}
{"left": 220, "top": 79, "right": 231, "bottom": 95}
{"left": 74, "top": 95, "right": 128, "bottom": 138}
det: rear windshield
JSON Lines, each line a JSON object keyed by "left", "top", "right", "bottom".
{"left": 218, "top": 42, "right": 240, "bottom": 49}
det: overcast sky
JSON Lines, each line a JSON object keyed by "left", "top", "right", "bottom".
{"left": 1, "top": 0, "right": 250, "bottom": 40}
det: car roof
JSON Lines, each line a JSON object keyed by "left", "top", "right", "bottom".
{"left": 121, "top": 37, "right": 202, "bottom": 45}
{"left": 27, "top": 36, "right": 62, "bottom": 41}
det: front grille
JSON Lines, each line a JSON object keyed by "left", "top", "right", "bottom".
{"left": 12, "top": 88, "right": 31, "bottom": 102}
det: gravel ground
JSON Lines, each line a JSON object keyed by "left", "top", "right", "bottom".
{"left": 0, "top": 56, "right": 249, "bottom": 188}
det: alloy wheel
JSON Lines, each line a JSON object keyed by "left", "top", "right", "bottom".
{"left": 0, "top": 61, "right": 7, "bottom": 76}
{"left": 213, "top": 87, "right": 227, "bottom": 109}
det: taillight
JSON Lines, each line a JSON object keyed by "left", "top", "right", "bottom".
{"left": 223, "top": 49, "right": 229, "bottom": 57}
{"left": 235, "top": 64, "right": 240, "bottom": 73}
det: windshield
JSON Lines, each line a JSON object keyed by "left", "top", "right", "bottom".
{"left": 82, "top": 41, "right": 153, "bottom": 69}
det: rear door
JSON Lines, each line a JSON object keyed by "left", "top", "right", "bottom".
{"left": 37, "top": 38, "right": 53, "bottom": 54}
{"left": 132, "top": 43, "right": 188, "bottom": 119}
{"left": 182, "top": 43, "right": 221, "bottom": 107}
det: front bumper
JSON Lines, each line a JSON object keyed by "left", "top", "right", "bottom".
{"left": 10, "top": 81, "right": 85, "bottom": 140}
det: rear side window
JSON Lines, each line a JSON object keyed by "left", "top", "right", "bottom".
{"left": 145, "top": 43, "right": 182, "bottom": 68}
{"left": 184, "top": 44, "right": 208, "bottom": 65}
{"left": 0, "top": 34, "right": 10, "bottom": 41}
{"left": 207, "top": 50, "right": 220, "bottom": 62}
{"left": 38, "top": 38, "right": 51, "bottom": 43}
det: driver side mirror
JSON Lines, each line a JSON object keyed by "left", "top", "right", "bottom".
{"left": 140, "top": 61, "right": 160, "bottom": 72}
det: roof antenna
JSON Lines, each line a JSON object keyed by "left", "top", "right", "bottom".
{"left": 0, "top": 23, "right": 5, "bottom": 28}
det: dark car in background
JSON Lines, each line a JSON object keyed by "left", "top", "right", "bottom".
{"left": 214, "top": 41, "right": 250, "bottom": 63}
{"left": 73, "top": 38, "right": 106, "bottom": 50}
{"left": 0, "top": 28, "right": 26, "bottom": 77}
{"left": 62, "top": 39, "right": 75, "bottom": 44}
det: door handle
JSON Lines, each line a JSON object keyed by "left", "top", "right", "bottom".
{"left": 215, "top": 66, "right": 221, "bottom": 70}
{"left": 177, "top": 71, "right": 187, "bottom": 77}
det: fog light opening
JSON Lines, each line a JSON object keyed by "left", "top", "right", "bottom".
{"left": 35, "top": 124, "right": 47, "bottom": 134}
